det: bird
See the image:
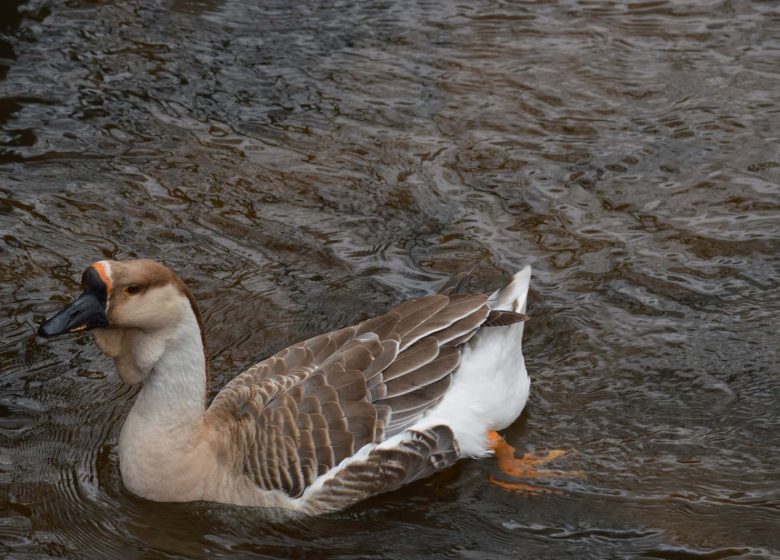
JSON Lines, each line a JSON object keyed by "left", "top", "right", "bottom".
{"left": 38, "top": 258, "right": 538, "bottom": 516}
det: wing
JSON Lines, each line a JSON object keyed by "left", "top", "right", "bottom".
{"left": 300, "top": 425, "right": 459, "bottom": 515}
{"left": 205, "top": 291, "right": 525, "bottom": 499}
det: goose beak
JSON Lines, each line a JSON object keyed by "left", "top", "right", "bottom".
{"left": 38, "top": 291, "right": 109, "bottom": 338}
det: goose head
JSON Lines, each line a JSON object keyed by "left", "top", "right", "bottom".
{"left": 38, "top": 259, "right": 205, "bottom": 384}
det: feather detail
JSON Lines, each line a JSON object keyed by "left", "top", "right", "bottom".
{"left": 300, "top": 425, "right": 459, "bottom": 515}
{"left": 203, "top": 267, "right": 529, "bottom": 507}
{"left": 483, "top": 310, "right": 530, "bottom": 327}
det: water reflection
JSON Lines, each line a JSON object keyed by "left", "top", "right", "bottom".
{"left": 1, "top": 0, "right": 779, "bottom": 558}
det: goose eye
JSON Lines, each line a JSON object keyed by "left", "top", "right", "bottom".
{"left": 125, "top": 284, "right": 143, "bottom": 295}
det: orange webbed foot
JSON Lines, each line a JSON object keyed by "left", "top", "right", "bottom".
{"left": 487, "top": 431, "right": 583, "bottom": 493}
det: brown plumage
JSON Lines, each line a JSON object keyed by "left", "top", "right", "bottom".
{"left": 38, "top": 258, "right": 532, "bottom": 515}
{"left": 302, "top": 425, "right": 459, "bottom": 514}
{"left": 205, "top": 291, "right": 526, "bottom": 508}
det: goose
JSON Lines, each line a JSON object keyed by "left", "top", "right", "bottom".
{"left": 37, "top": 258, "right": 545, "bottom": 516}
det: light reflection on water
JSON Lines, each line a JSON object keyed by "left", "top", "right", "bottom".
{"left": 1, "top": 0, "right": 779, "bottom": 558}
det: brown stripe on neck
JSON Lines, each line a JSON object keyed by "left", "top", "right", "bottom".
{"left": 173, "top": 276, "right": 210, "bottom": 402}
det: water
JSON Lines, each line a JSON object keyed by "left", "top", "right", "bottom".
{"left": 1, "top": 0, "right": 779, "bottom": 557}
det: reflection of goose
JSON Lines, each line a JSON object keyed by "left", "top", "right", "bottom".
{"left": 39, "top": 259, "right": 533, "bottom": 515}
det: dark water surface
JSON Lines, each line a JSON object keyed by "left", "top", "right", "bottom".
{"left": 2, "top": 0, "right": 779, "bottom": 558}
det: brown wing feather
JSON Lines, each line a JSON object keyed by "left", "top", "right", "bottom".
{"left": 301, "top": 425, "right": 460, "bottom": 515}
{"left": 483, "top": 309, "right": 529, "bottom": 327}
{"left": 206, "top": 287, "right": 499, "bottom": 499}
{"left": 437, "top": 262, "right": 479, "bottom": 296}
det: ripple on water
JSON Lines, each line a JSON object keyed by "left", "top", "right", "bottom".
{"left": 1, "top": 0, "right": 779, "bottom": 557}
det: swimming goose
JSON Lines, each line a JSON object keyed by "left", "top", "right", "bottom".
{"left": 38, "top": 259, "right": 533, "bottom": 515}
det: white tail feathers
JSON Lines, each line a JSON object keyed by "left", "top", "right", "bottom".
{"left": 488, "top": 266, "right": 532, "bottom": 313}
{"left": 417, "top": 264, "right": 533, "bottom": 455}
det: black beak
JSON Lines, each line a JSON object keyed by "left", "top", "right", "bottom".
{"left": 38, "top": 291, "right": 109, "bottom": 338}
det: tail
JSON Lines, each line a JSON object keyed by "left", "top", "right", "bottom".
{"left": 415, "top": 265, "right": 533, "bottom": 456}
{"left": 488, "top": 266, "right": 532, "bottom": 314}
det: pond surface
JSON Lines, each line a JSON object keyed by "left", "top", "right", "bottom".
{"left": 1, "top": 0, "right": 779, "bottom": 558}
